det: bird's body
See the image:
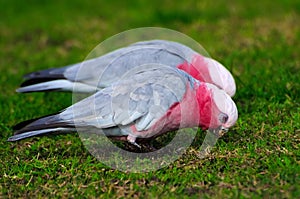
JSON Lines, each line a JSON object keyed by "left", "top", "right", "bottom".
{"left": 9, "top": 65, "right": 238, "bottom": 145}
{"left": 17, "top": 40, "right": 236, "bottom": 96}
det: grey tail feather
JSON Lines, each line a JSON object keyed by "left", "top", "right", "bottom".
{"left": 16, "top": 80, "right": 72, "bottom": 93}
{"left": 21, "top": 67, "right": 68, "bottom": 87}
{"left": 8, "top": 114, "right": 75, "bottom": 142}
{"left": 7, "top": 128, "right": 75, "bottom": 142}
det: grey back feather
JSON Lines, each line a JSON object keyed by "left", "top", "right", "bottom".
{"left": 131, "top": 40, "right": 196, "bottom": 61}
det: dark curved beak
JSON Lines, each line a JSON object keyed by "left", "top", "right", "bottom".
{"left": 207, "top": 126, "right": 228, "bottom": 138}
{"left": 198, "top": 126, "right": 229, "bottom": 158}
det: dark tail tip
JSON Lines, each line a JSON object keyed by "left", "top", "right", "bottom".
{"left": 21, "top": 67, "right": 67, "bottom": 87}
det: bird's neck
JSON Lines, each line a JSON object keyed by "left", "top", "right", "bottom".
{"left": 165, "top": 82, "right": 214, "bottom": 130}
{"left": 177, "top": 54, "right": 211, "bottom": 83}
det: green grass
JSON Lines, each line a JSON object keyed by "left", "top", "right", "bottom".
{"left": 0, "top": 0, "right": 299, "bottom": 198}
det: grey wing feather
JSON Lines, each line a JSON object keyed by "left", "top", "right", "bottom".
{"left": 63, "top": 44, "right": 190, "bottom": 88}
{"left": 60, "top": 65, "right": 188, "bottom": 132}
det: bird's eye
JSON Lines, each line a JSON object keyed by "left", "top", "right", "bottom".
{"left": 219, "top": 113, "right": 228, "bottom": 124}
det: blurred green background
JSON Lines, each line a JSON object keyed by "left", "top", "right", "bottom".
{"left": 0, "top": 0, "right": 299, "bottom": 198}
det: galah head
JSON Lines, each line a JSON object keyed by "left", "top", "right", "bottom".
{"left": 178, "top": 54, "right": 236, "bottom": 97}
{"left": 204, "top": 57, "right": 236, "bottom": 97}
{"left": 197, "top": 82, "right": 238, "bottom": 135}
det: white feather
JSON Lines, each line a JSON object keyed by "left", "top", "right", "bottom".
{"left": 16, "top": 80, "right": 98, "bottom": 93}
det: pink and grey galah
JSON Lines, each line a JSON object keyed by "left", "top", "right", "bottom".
{"left": 17, "top": 40, "right": 236, "bottom": 97}
{"left": 8, "top": 65, "right": 238, "bottom": 145}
